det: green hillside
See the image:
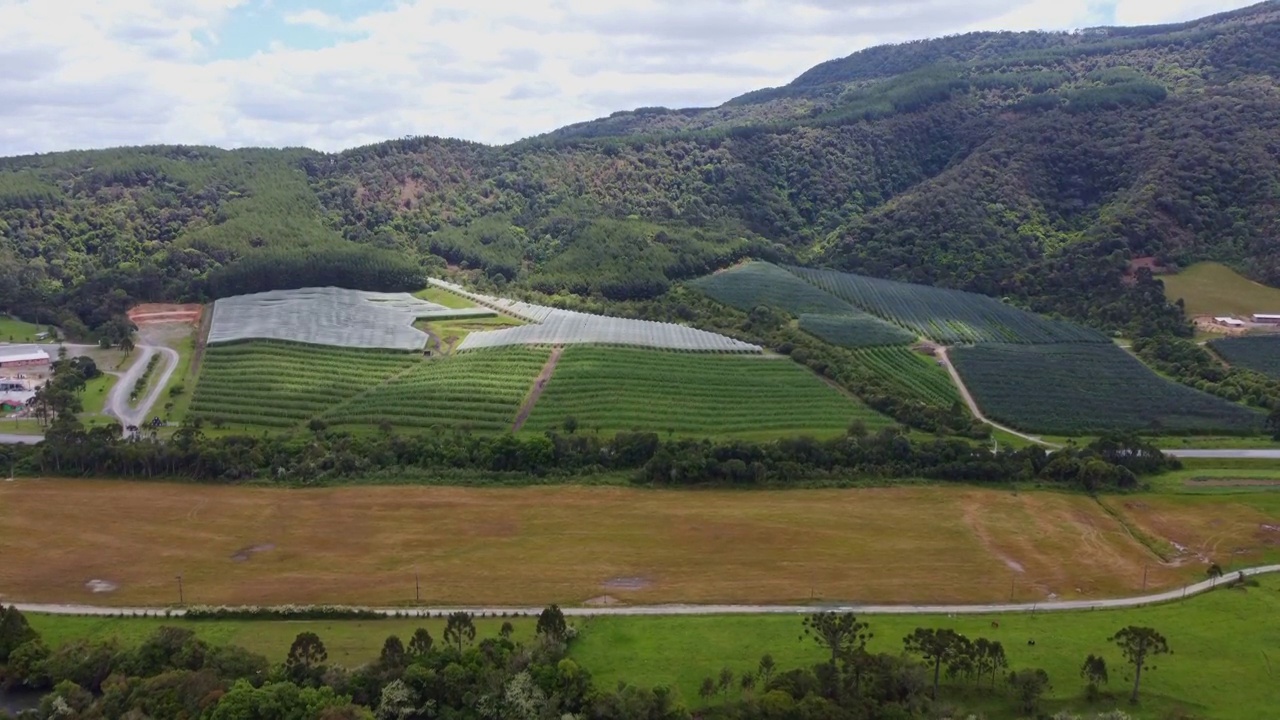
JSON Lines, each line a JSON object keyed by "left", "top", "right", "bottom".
{"left": 3, "top": 3, "right": 1280, "bottom": 346}
{"left": 1162, "top": 262, "right": 1280, "bottom": 317}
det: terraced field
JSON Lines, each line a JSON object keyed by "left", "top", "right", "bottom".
{"left": 852, "top": 346, "right": 960, "bottom": 407}
{"left": 951, "top": 343, "right": 1264, "bottom": 435}
{"left": 327, "top": 346, "right": 549, "bottom": 432}
{"left": 798, "top": 313, "right": 916, "bottom": 348}
{"left": 189, "top": 342, "right": 418, "bottom": 430}
{"left": 1210, "top": 335, "right": 1280, "bottom": 379}
{"left": 522, "top": 346, "right": 890, "bottom": 437}
{"left": 788, "top": 266, "right": 1107, "bottom": 345}
{"left": 690, "top": 261, "right": 854, "bottom": 315}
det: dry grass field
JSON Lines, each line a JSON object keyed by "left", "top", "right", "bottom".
{"left": 2, "top": 480, "right": 1276, "bottom": 608}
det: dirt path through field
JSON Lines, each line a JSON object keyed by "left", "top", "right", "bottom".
{"left": 512, "top": 346, "right": 564, "bottom": 431}
{"left": 936, "top": 346, "right": 1059, "bottom": 448}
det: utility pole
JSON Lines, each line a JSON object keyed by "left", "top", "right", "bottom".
{"left": 1010, "top": 576, "right": 1016, "bottom": 602}
{"left": 415, "top": 572, "right": 420, "bottom": 604}
{"left": 176, "top": 574, "right": 184, "bottom": 605}
{"left": 1142, "top": 565, "right": 1149, "bottom": 592}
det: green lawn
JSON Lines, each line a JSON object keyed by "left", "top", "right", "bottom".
{"left": 79, "top": 372, "right": 116, "bottom": 415}
{"left": 24, "top": 577, "right": 1280, "bottom": 719}
{"left": 1162, "top": 262, "right": 1280, "bottom": 317}
{"left": 571, "top": 578, "right": 1280, "bottom": 719}
{"left": 414, "top": 286, "right": 480, "bottom": 310}
{"left": 0, "top": 315, "right": 49, "bottom": 343}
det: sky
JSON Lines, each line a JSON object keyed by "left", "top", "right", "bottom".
{"left": 0, "top": 0, "right": 1259, "bottom": 156}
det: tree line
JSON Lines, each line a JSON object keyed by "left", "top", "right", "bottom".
{"left": 0, "top": 605, "right": 1172, "bottom": 720}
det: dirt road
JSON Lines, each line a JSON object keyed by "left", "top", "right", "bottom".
{"left": 512, "top": 345, "right": 563, "bottom": 431}
{"left": 12, "top": 564, "right": 1279, "bottom": 617}
{"left": 936, "top": 346, "right": 1060, "bottom": 448}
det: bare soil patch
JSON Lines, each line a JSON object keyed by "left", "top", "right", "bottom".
{"left": 512, "top": 345, "right": 563, "bottom": 431}
{"left": 230, "top": 543, "right": 277, "bottom": 562}
{"left": 128, "top": 303, "right": 202, "bottom": 327}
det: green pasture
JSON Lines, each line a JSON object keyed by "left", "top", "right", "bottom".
{"left": 415, "top": 286, "right": 479, "bottom": 309}
{"left": 0, "top": 315, "right": 49, "bottom": 343}
{"left": 522, "top": 346, "right": 891, "bottom": 439}
{"left": 159, "top": 333, "right": 199, "bottom": 424}
{"left": 1162, "top": 262, "right": 1280, "bottom": 317}
{"left": 24, "top": 576, "right": 1280, "bottom": 719}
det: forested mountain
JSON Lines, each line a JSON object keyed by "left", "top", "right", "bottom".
{"left": 3, "top": 1, "right": 1280, "bottom": 338}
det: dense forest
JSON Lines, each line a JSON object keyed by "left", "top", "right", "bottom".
{"left": 2, "top": 2, "right": 1280, "bottom": 342}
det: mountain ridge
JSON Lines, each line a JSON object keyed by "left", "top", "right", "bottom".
{"left": 1, "top": 1, "right": 1279, "bottom": 342}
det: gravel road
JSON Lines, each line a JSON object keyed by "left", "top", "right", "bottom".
{"left": 11, "top": 564, "right": 1278, "bottom": 618}
{"left": 104, "top": 344, "right": 180, "bottom": 429}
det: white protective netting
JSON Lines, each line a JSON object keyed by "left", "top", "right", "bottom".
{"left": 429, "top": 279, "right": 761, "bottom": 353}
{"left": 208, "top": 287, "right": 492, "bottom": 350}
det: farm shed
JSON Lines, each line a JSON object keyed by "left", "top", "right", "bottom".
{"left": 0, "top": 344, "right": 50, "bottom": 371}
{"left": 1253, "top": 314, "right": 1280, "bottom": 325}
{"left": 1213, "top": 316, "right": 1246, "bottom": 327}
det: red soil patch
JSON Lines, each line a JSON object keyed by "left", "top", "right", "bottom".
{"left": 128, "top": 303, "right": 202, "bottom": 327}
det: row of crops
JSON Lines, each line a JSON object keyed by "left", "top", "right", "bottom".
{"left": 788, "top": 266, "right": 1108, "bottom": 345}
{"left": 850, "top": 347, "right": 960, "bottom": 407}
{"left": 691, "top": 261, "right": 855, "bottom": 315}
{"left": 522, "top": 346, "right": 891, "bottom": 438}
{"left": 949, "top": 343, "right": 1263, "bottom": 435}
{"left": 327, "top": 346, "right": 550, "bottom": 433}
{"left": 691, "top": 261, "right": 917, "bottom": 348}
{"left": 189, "top": 341, "right": 419, "bottom": 429}
{"left": 1209, "top": 335, "right": 1280, "bottom": 379}
{"left": 798, "top": 314, "right": 917, "bottom": 348}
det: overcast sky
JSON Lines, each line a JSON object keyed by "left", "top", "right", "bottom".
{"left": 0, "top": 0, "right": 1257, "bottom": 156}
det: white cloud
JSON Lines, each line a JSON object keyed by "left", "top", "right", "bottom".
{"left": 0, "top": 0, "right": 1262, "bottom": 156}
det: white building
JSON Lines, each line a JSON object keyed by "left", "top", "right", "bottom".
{"left": 1213, "top": 316, "right": 1246, "bottom": 328}
{"left": 1253, "top": 314, "right": 1280, "bottom": 325}
{"left": 0, "top": 344, "right": 50, "bottom": 371}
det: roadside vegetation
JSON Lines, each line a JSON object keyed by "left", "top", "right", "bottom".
{"left": 7, "top": 577, "right": 1278, "bottom": 719}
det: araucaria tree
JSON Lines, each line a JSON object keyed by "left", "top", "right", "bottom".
{"left": 284, "top": 631, "right": 328, "bottom": 687}
{"left": 903, "top": 627, "right": 968, "bottom": 699}
{"left": 1110, "top": 626, "right": 1170, "bottom": 703}
{"left": 444, "top": 611, "right": 477, "bottom": 652}
{"left": 536, "top": 604, "right": 568, "bottom": 643}
{"left": 801, "top": 612, "right": 871, "bottom": 666}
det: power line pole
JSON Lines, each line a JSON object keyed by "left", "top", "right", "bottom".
{"left": 415, "top": 572, "right": 420, "bottom": 604}
{"left": 176, "top": 574, "right": 184, "bottom": 605}
{"left": 1142, "top": 565, "right": 1149, "bottom": 591}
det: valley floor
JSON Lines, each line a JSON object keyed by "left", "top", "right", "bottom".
{"left": 3, "top": 478, "right": 1279, "bottom": 608}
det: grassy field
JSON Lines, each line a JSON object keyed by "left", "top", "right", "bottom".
{"left": 522, "top": 346, "right": 890, "bottom": 438}
{"left": 159, "top": 332, "right": 198, "bottom": 424}
{"left": 4, "top": 480, "right": 1277, "bottom": 608}
{"left": 22, "top": 578, "right": 1280, "bottom": 719}
{"left": 0, "top": 315, "right": 48, "bottom": 343}
{"left": 419, "top": 314, "right": 523, "bottom": 353}
{"left": 951, "top": 342, "right": 1263, "bottom": 435}
{"left": 572, "top": 578, "right": 1280, "bottom": 719}
{"left": 189, "top": 341, "right": 419, "bottom": 430}
{"left": 79, "top": 371, "right": 116, "bottom": 415}
{"left": 414, "top": 286, "right": 480, "bottom": 309}
{"left": 1162, "top": 262, "right": 1280, "bottom": 317}
{"left": 327, "top": 346, "right": 548, "bottom": 432}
